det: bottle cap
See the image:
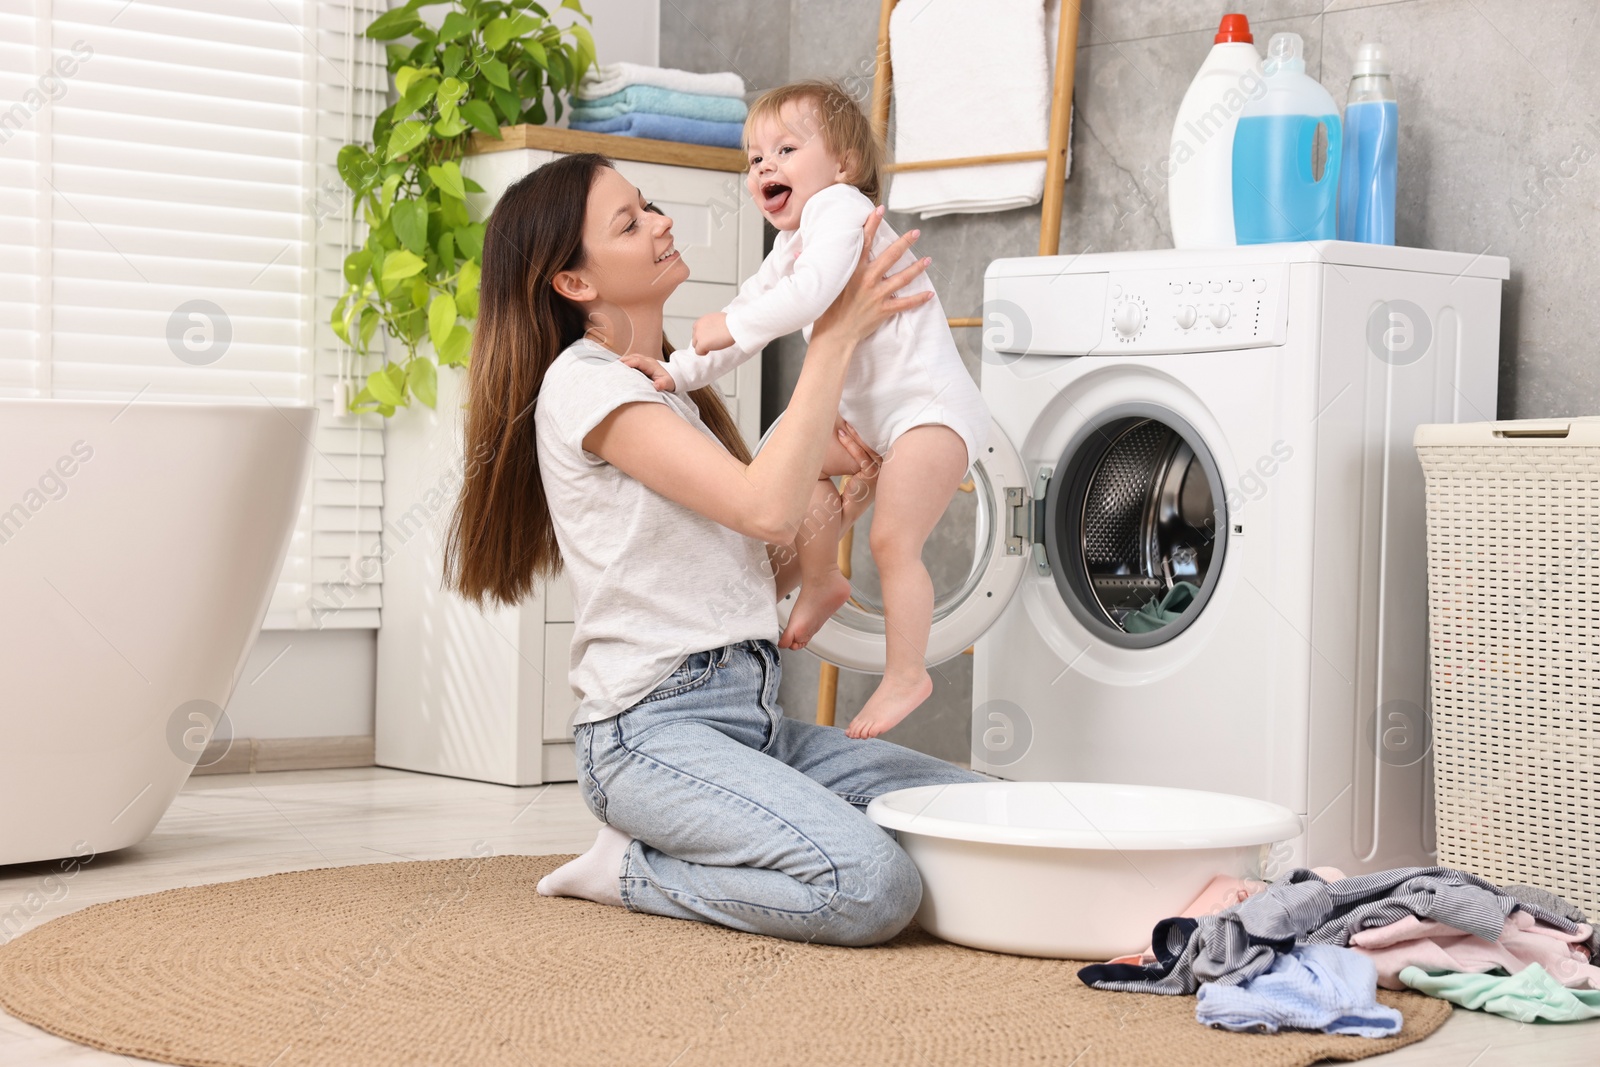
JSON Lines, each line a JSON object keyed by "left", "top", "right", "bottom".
{"left": 1264, "top": 32, "right": 1306, "bottom": 75}
{"left": 1214, "top": 13, "right": 1253, "bottom": 44}
{"left": 1352, "top": 41, "right": 1392, "bottom": 77}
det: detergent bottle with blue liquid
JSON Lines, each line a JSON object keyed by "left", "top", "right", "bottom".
{"left": 1231, "top": 32, "right": 1342, "bottom": 243}
{"left": 1336, "top": 41, "right": 1398, "bottom": 243}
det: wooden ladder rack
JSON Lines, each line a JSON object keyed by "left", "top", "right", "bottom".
{"left": 814, "top": 0, "right": 1081, "bottom": 728}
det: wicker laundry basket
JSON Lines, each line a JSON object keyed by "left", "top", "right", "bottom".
{"left": 1415, "top": 417, "right": 1600, "bottom": 919}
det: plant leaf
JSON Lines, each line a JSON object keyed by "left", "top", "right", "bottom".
{"left": 381, "top": 249, "right": 426, "bottom": 286}
{"left": 433, "top": 113, "right": 467, "bottom": 138}
{"left": 437, "top": 76, "right": 467, "bottom": 107}
{"left": 455, "top": 222, "right": 486, "bottom": 263}
{"left": 331, "top": 293, "right": 351, "bottom": 344}
{"left": 428, "top": 291, "right": 458, "bottom": 351}
{"left": 460, "top": 98, "right": 502, "bottom": 136}
{"left": 379, "top": 173, "right": 402, "bottom": 215}
{"left": 483, "top": 18, "right": 513, "bottom": 51}
{"left": 427, "top": 160, "right": 466, "bottom": 201}
{"left": 568, "top": 22, "right": 594, "bottom": 79}
{"left": 367, "top": 362, "right": 407, "bottom": 406}
{"left": 384, "top": 120, "right": 429, "bottom": 162}
{"left": 365, "top": 9, "right": 422, "bottom": 40}
{"left": 391, "top": 198, "right": 429, "bottom": 255}
{"left": 439, "top": 324, "right": 472, "bottom": 366}
{"left": 394, "top": 64, "right": 440, "bottom": 98}
{"left": 480, "top": 57, "right": 511, "bottom": 90}
{"left": 407, "top": 356, "right": 438, "bottom": 409}
{"left": 395, "top": 77, "right": 439, "bottom": 120}
{"left": 437, "top": 10, "right": 474, "bottom": 42}
{"left": 491, "top": 85, "right": 521, "bottom": 124}
{"left": 337, "top": 144, "right": 373, "bottom": 192}
{"left": 358, "top": 305, "right": 380, "bottom": 349}
{"left": 343, "top": 248, "right": 372, "bottom": 286}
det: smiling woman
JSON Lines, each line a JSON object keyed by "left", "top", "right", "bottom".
{"left": 439, "top": 150, "right": 996, "bottom": 947}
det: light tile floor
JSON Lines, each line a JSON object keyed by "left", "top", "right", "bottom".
{"left": 1, "top": 767, "right": 1595, "bottom": 1065}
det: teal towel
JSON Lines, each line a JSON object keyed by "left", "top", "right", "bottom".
{"left": 570, "top": 113, "right": 744, "bottom": 150}
{"left": 569, "top": 84, "right": 748, "bottom": 124}
{"left": 1123, "top": 581, "right": 1199, "bottom": 634}
{"left": 1400, "top": 964, "right": 1600, "bottom": 1023}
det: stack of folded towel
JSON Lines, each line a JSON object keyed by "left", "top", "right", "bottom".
{"left": 569, "top": 62, "right": 747, "bottom": 149}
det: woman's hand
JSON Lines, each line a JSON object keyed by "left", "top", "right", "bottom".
{"left": 833, "top": 418, "right": 882, "bottom": 530}
{"left": 811, "top": 206, "right": 933, "bottom": 348}
{"left": 619, "top": 352, "right": 675, "bottom": 392}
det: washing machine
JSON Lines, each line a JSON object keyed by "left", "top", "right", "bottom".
{"left": 791, "top": 241, "right": 1509, "bottom": 877}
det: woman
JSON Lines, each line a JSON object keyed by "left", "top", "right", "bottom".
{"left": 445, "top": 152, "right": 990, "bottom": 947}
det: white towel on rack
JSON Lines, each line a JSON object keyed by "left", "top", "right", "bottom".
{"left": 576, "top": 62, "right": 745, "bottom": 101}
{"left": 886, "top": 0, "right": 1072, "bottom": 219}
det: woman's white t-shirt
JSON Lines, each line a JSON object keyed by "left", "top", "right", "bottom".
{"left": 533, "top": 336, "right": 781, "bottom": 727}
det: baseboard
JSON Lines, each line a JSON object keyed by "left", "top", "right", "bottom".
{"left": 191, "top": 735, "right": 376, "bottom": 775}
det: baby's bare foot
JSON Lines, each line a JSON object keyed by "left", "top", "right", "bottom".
{"left": 845, "top": 670, "right": 933, "bottom": 739}
{"left": 778, "top": 570, "right": 852, "bottom": 650}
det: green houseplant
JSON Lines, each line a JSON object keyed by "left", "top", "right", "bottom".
{"left": 333, "top": 0, "right": 596, "bottom": 415}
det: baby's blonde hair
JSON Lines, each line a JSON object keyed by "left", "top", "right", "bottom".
{"left": 743, "top": 79, "right": 885, "bottom": 203}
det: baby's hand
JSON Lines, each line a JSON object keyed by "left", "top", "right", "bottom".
{"left": 618, "top": 352, "right": 675, "bottom": 392}
{"left": 692, "top": 312, "right": 735, "bottom": 355}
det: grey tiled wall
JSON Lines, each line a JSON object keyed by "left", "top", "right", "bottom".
{"left": 662, "top": 0, "right": 1600, "bottom": 761}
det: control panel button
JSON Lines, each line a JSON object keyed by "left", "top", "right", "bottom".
{"left": 1169, "top": 282, "right": 1183, "bottom": 294}
{"left": 1208, "top": 304, "right": 1231, "bottom": 328}
{"left": 1188, "top": 281, "right": 1203, "bottom": 294}
{"left": 1253, "top": 277, "right": 1268, "bottom": 292}
{"left": 1209, "top": 280, "right": 1223, "bottom": 293}
{"left": 1112, "top": 300, "right": 1145, "bottom": 338}
{"left": 1174, "top": 304, "right": 1197, "bottom": 330}
{"left": 1110, "top": 283, "right": 1123, "bottom": 300}
{"left": 1229, "top": 279, "right": 1243, "bottom": 292}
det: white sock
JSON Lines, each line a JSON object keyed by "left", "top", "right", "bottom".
{"left": 536, "top": 823, "right": 631, "bottom": 908}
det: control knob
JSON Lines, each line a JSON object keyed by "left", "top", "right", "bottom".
{"left": 1112, "top": 299, "right": 1145, "bottom": 339}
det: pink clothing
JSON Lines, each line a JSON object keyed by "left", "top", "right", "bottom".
{"left": 1348, "top": 910, "right": 1600, "bottom": 990}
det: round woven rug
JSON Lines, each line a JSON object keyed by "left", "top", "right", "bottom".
{"left": 0, "top": 854, "right": 1451, "bottom": 1066}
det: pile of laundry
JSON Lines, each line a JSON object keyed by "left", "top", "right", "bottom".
{"left": 1079, "top": 866, "right": 1600, "bottom": 1034}
{"left": 568, "top": 62, "right": 747, "bottom": 149}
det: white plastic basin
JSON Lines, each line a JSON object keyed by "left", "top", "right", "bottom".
{"left": 866, "top": 781, "right": 1303, "bottom": 959}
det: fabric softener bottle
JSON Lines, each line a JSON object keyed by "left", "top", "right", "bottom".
{"left": 1231, "top": 32, "right": 1342, "bottom": 243}
{"left": 1336, "top": 41, "right": 1398, "bottom": 243}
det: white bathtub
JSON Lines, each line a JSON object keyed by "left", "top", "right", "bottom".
{"left": 0, "top": 399, "right": 315, "bottom": 866}
{"left": 868, "top": 781, "right": 1303, "bottom": 959}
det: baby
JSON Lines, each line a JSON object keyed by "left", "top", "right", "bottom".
{"left": 626, "top": 79, "right": 990, "bottom": 739}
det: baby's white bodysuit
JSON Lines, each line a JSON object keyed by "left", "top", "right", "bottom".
{"left": 660, "top": 183, "right": 989, "bottom": 465}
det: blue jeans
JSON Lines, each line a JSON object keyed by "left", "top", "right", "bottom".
{"left": 572, "top": 638, "right": 992, "bottom": 947}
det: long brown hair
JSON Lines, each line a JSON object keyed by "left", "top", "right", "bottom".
{"left": 444, "top": 152, "right": 752, "bottom": 610}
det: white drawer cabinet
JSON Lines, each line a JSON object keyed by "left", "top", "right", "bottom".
{"left": 375, "top": 134, "right": 764, "bottom": 786}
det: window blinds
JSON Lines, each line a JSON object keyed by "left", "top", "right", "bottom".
{"left": 0, "top": 0, "right": 390, "bottom": 630}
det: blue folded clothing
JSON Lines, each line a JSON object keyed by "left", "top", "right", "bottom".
{"left": 569, "top": 84, "right": 747, "bottom": 124}
{"left": 1196, "top": 945, "right": 1403, "bottom": 1038}
{"left": 570, "top": 112, "right": 743, "bottom": 150}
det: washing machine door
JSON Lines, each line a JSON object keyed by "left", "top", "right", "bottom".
{"left": 1042, "top": 402, "right": 1229, "bottom": 647}
{"left": 760, "top": 413, "right": 1030, "bottom": 673}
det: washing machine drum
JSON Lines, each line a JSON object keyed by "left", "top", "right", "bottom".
{"left": 1047, "top": 412, "right": 1227, "bottom": 646}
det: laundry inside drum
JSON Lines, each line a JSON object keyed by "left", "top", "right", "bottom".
{"left": 1076, "top": 417, "right": 1220, "bottom": 634}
